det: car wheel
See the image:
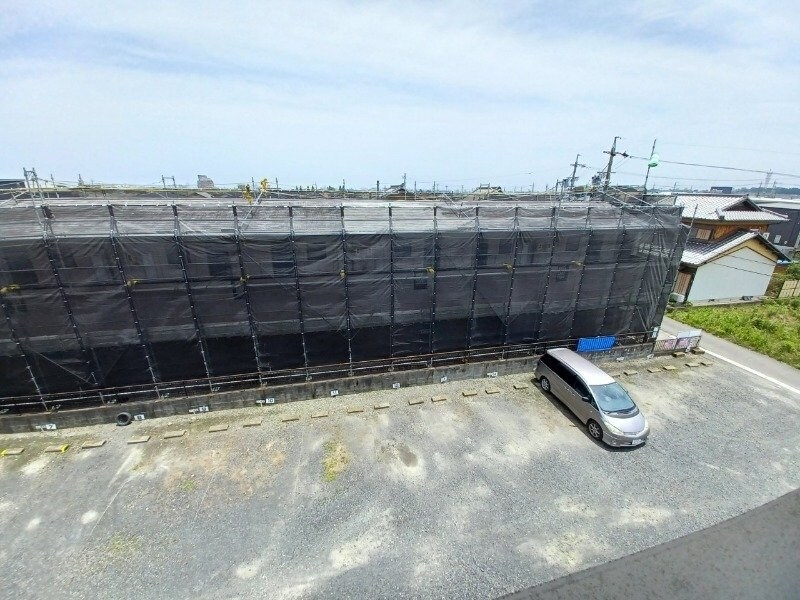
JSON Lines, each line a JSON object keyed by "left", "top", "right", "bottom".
{"left": 540, "top": 376, "right": 551, "bottom": 392}
{"left": 587, "top": 420, "right": 603, "bottom": 441}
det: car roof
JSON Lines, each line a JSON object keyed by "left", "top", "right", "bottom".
{"left": 546, "top": 348, "right": 615, "bottom": 385}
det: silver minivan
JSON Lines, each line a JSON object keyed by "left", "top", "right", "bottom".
{"left": 534, "top": 348, "right": 649, "bottom": 447}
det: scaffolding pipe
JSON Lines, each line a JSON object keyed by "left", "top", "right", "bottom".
{"left": 631, "top": 207, "right": 662, "bottom": 334}
{"left": 388, "top": 205, "right": 396, "bottom": 363}
{"left": 232, "top": 205, "right": 266, "bottom": 384}
{"left": 39, "top": 205, "right": 102, "bottom": 390}
{"left": 171, "top": 204, "right": 214, "bottom": 391}
{"left": 598, "top": 224, "right": 628, "bottom": 335}
{"left": 107, "top": 205, "right": 161, "bottom": 395}
{"left": 501, "top": 206, "right": 521, "bottom": 354}
{"left": 648, "top": 219, "right": 683, "bottom": 330}
{"left": 533, "top": 206, "right": 560, "bottom": 341}
{"left": 288, "top": 206, "right": 311, "bottom": 380}
{"left": 0, "top": 294, "right": 46, "bottom": 408}
{"left": 339, "top": 204, "right": 355, "bottom": 374}
{"left": 428, "top": 205, "right": 440, "bottom": 365}
{"left": 568, "top": 208, "right": 594, "bottom": 336}
{"left": 465, "top": 206, "right": 481, "bottom": 350}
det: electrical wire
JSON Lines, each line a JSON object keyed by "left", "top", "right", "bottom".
{"left": 628, "top": 155, "right": 800, "bottom": 180}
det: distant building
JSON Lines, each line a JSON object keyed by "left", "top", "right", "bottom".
{"left": 671, "top": 194, "right": 790, "bottom": 303}
{"left": 197, "top": 175, "right": 215, "bottom": 189}
{"left": 752, "top": 198, "right": 800, "bottom": 254}
{"left": 467, "top": 185, "right": 510, "bottom": 201}
{"left": 709, "top": 186, "right": 733, "bottom": 194}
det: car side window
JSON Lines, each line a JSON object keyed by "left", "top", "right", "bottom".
{"left": 550, "top": 361, "right": 576, "bottom": 387}
{"left": 547, "top": 360, "right": 565, "bottom": 380}
{"left": 560, "top": 368, "right": 580, "bottom": 391}
{"left": 572, "top": 379, "right": 590, "bottom": 398}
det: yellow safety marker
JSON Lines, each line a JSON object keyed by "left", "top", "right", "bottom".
{"left": 1, "top": 448, "right": 25, "bottom": 456}
{"left": 44, "top": 444, "right": 69, "bottom": 453}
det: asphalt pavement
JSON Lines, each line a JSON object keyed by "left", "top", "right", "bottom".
{"left": 661, "top": 315, "right": 800, "bottom": 394}
{"left": 502, "top": 487, "right": 800, "bottom": 600}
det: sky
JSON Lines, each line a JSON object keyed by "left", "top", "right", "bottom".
{"left": 1, "top": 0, "right": 799, "bottom": 191}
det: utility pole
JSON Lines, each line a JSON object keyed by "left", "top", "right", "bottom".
{"left": 643, "top": 138, "right": 658, "bottom": 194}
{"left": 569, "top": 154, "right": 586, "bottom": 189}
{"left": 403, "top": 173, "right": 407, "bottom": 201}
{"left": 602, "top": 136, "right": 628, "bottom": 196}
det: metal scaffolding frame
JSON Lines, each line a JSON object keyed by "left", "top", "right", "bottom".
{"left": 287, "top": 206, "right": 311, "bottom": 380}
{"left": 107, "top": 205, "right": 161, "bottom": 394}
{"left": 171, "top": 204, "right": 214, "bottom": 391}
{"left": 501, "top": 206, "right": 522, "bottom": 354}
{"left": 40, "top": 206, "right": 100, "bottom": 389}
{"left": 0, "top": 196, "right": 685, "bottom": 408}
{"left": 232, "top": 205, "right": 266, "bottom": 384}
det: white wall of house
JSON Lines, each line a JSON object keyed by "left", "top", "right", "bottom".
{"left": 688, "top": 246, "right": 776, "bottom": 302}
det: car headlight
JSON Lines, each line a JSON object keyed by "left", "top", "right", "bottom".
{"left": 604, "top": 422, "right": 624, "bottom": 436}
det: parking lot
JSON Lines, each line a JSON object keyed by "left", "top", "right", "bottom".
{"left": 1, "top": 353, "right": 799, "bottom": 600}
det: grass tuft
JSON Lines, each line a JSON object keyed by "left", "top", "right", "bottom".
{"left": 672, "top": 299, "right": 800, "bottom": 368}
{"left": 322, "top": 441, "right": 350, "bottom": 482}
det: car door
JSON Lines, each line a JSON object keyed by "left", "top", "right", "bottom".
{"left": 558, "top": 367, "right": 585, "bottom": 419}
{"left": 569, "top": 377, "right": 595, "bottom": 424}
{"left": 549, "top": 361, "right": 579, "bottom": 415}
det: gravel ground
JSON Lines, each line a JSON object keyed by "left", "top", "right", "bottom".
{"left": 1, "top": 354, "right": 798, "bottom": 600}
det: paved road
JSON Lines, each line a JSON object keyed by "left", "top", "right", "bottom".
{"left": 502, "top": 487, "right": 800, "bottom": 600}
{"left": 661, "top": 315, "right": 800, "bottom": 396}
{"left": 1, "top": 353, "right": 798, "bottom": 599}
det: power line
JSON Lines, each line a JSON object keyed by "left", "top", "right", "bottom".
{"left": 656, "top": 141, "right": 800, "bottom": 157}
{"left": 628, "top": 155, "right": 800, "bottom": 179}
{"left": 616, "top": 171, "right": 764, "bottom": 183}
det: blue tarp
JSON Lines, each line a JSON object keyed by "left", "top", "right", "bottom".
{"left": 577, "top": 335, "right": 616, "bottom": 352}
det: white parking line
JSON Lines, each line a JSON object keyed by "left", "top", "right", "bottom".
{"left": 702, "top": 349, "right": 800, "bottom": 398}
{"left": 662, "top": 332, "right": 800, "bottom": 397}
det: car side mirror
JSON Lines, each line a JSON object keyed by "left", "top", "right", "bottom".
{"left": 582, "top": 395, "right": 591, "bottom": 402}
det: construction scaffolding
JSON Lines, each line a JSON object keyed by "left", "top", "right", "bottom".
{"left": 0, "top": 192, "right": 686, "bottom": 411}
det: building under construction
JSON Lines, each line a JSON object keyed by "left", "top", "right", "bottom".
{"left": 0, "top": 184, "right": 685, "bottom": 412}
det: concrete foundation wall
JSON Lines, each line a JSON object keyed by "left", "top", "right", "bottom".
{"left": 0, "top": 343, "right": 653, "bottom": 434}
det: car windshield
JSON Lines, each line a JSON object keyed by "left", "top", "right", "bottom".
{"left": 590, "top": 383, "right": 637, "bottom": 415}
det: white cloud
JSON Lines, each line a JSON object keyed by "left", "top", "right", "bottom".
{"left": 1, "top": 1, "right": 798, "bottom": 189}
